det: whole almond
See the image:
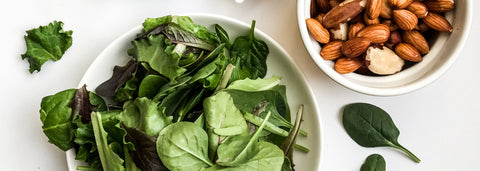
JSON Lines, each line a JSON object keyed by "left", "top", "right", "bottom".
{"left": 423, "top": 12, "right": 453, "bottom": 32}
{"left": 381, "top": 20, "right": 398, "bottom": 31}
{"left": 321, "top": 41, "right": 344, "bottom": 60}
{"left": 393, "top": 9, "right": 418, "bottom": 31}
{"left": 424, "top": 0, "right": 455, "bottom": 13}
{"left": 322, "top": 0, "right": 366, "bottom": 28}
{"left": 407, "top": 1, "right": 429, "bottom": 18}
{"left": 342, "top": 37, "right": 372, "bottom": 58}
{"left": 348, "top": 22, "right": 365, "bottom": 40}
{"left": 356, "top": 24, "right": 390, "bottom": 43}
{"left": 403, "top": 30, "right": 430, "bottom": 54}
{"left": 334, "top": 57, "right": 363, "bottom": 74}
{"left": 306, "top": 18, "right": 331, "bottom": 43}
{"left": 395, "top": 43, "right": 422, "bottom": 62}
{"left": 380, "top": 0, "right": 393, "bottom": 19}
{"left": 315, "top": 13, "right": 326, "bottom": 24}
{"left": 389, "top": 0, "right": 414, "bottom": 8}
{"left": 366, "top": 0, "right": 382, "bottom": 19}
{"left": 416, "top": 21, "right": 430, "bottom": 32}
{"left": 317, "top": 0, "right": 332, "bottom": 13}
{"left": 363, "top": 13, "right": 380, "bottom": 25}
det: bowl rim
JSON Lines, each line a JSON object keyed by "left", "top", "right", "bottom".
{"left": 297, "top": 0, "right": 473, "bottom": 96}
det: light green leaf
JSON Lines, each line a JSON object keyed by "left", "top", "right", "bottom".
{"left": 119, "top": 97, "right": 172, "bottom": 137}
{"left": 91, "top": 112, "right": 125, "bottom": 171}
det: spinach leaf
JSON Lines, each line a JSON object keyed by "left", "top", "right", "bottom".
{"left": 156, "top": 122, "right": 214, "bottom": 170}
{"left": 342, "top": 103, "right": 421, "bottom": 163}
{"left": 138, "top": 75, "right": 168, "bottom": 99}
{"left": 22, "top": 21, "right": 72, "bottom": 73}
{"left": 124, "top": 126, "right": 167, "bottom": 171}
{"left": 119, "top": 97, "right": 172, "bottom": 137}
{"left": 215, "top": 24, "right": 231, "bottom": 49}
{"left": 132, "top": 34, "right": 186, "bottom": 81}
{"left": 215, "top": 111, "right": 285, "bottom": 170}
{"left": 91, "top": 112, "right": 125, "bottom": 171}
{"left": 360, "top": 154, "right": 386, "bottom": 171}
{"left": 96, "top": 60, "right": 137, "bottom": 97}
{"left": 229, "top": 20, "right": 269, "bottom": 82}
{"left": 203, "top": 91, "right": 249, "bottom": 160}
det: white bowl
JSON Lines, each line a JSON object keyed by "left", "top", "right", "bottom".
{"left": 297, "top": 0, "right": 472, "bottom": 96}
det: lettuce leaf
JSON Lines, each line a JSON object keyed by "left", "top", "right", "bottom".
{"left": 22, "top": 21, "right": 72, "bottom": 73}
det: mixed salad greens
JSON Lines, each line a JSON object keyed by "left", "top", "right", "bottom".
{"left": 40, "top": 15, "right": 307, "bottom": 171}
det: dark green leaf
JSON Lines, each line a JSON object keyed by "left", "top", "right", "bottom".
{"left": 360, "top": 154, "right": 386, "bottom": 171}
{"left": 21, "top": 21, "right": 72, "bottom": 73}
{"left": 343, "top": 103, "right": 421, "bottom": 163}
{"left": 215, "top": 24, "right": 231, "bottom": 49}
{"left": 138, "top": 75, "right": 169, "bottom": 99}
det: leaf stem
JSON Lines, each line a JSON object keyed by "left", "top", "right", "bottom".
{"left": 391, "top": 143, "right": 421, "bottom": 163}
{"left": 215, "top": 64, "right": 234, "bottom": 92}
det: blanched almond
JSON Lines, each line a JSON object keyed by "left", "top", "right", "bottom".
{"left": 423, "top": 12, "right": 453, "bottom": 32}
{"left": 342, "top": 37, "right": 372, "bottom": 58}
{"left": 306, "top": 18, "right": 330, "bottom": 43}
{"left": 424, "top": 0, "right": 455, "bottom": 13}
{"left": 348, "top": 22, "right": 365, "bottom": 40}
{"left": 402, "top": 30, "right": 430, "bottom": 54}
{"left": 395, "top": 43, "right": 422, "bottom": 62}
{"left": 321, "top": 41, "right": 344, "bottom": 60}
{"left": 407, "top": 1, "right": 429, "bottom": 18}
{"left": 322, "top": 0, "right": 366, "bottom": 28}
{"left": 393, "top": 9, "right": 418, "bottom": 31}
{"left": 356, "top": 24, "right": 390, "bottom": 43}
{"left": 334, "top": 57, "right": 363, "bottom": 74}
{"left": 366, "top": 0, "right": 382, "bottom": 19}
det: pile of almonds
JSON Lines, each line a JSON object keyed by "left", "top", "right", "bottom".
{"left": 307, "top": 0, "right": 454, "bottom": 75}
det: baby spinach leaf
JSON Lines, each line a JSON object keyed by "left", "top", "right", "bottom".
{"left": 360, "top": 154, "right": 386, "bottom": 171}
{"left": 124, "top": 126, "right": 167, "bottom": 171}
{"left": 21, "top": 21, "right": 72, "bottom": 73}
{"left": 156, "top": 122, "right": 214, "bottom": 170}
{"left": 343, "top": 103, "right": 421, "bottom": 163}
{"left": 132, "top": 34, "right": 187, "bottom": 81}
{"left": 96, "top": 60, "right": 137, "bottom": 97}
{"left": 203, "top": 91, "right": 249, "bottom": 160}
{"left": 138, "top": 75, "right": 168, "bottom": 99}
{"left": 119, "top": 97, "right": 172, "bottom": 137}
{"left": 91, "top": 112, "right": 125, "bottom": 171}
{"left": 215, "top": 24, "right": 231, "bottom": 49}
{"left": 229, "top": 20, "right": 269, "bottom": 82}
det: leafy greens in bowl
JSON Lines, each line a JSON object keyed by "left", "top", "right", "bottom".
{"left": 40, "top": 13, "right": 321, "bottom": 171}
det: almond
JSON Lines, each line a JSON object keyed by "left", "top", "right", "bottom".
{"left": 424, "top": 0, "right": 455, "bottom": 13}
{"left": 306, "top": 18, "right": 331, "bottom": 44}
{"left": 317, "top": 0, "right": 332, "bottom": 13}
{"left": 356, "top": 24, "right": 390, "bottom": 43}
{"left": 366, "top": 0, "right": 382, "bottom": 19}
{"left": 380, "top": 0, "right": 393, "bottom": 19}
{"left": 395, "top": 43, "right": 422, "bottom": 62}
{"left": 315, "top": 13, "right": 326, "bottom": 24}
{"left": 381, "top": 20, "right": 398, "bottom": 31}
{"left": 393, "top": 9, "right": 418, "bottom": 31}
{"left": 334, "top": 57, "right": 363, "bottom": 74}
{"left": 416, "top": 21, "right": 430, "bottom": 32}
{"left": 402, "top": 30, "right": 430, "bottom": 54}
{"left": 423, "top": 12, "right": 453, "bottom": 32}
{"left": 322, "top": 0, "right": 366, "bottom": 28}
{"left": 321, "top": 41, "right": 344, "bottom": 60}
{"left": 342, "top": 37, "right": 372, "bottom": 58}
{"left": 311, "top": 0, "right": 318, "bottom": 17}
{"left": 407, "top": 1, "right": 429, "bottom": 18}
{"left": 363, "top": 13, "right": 380, "bottom": 25}
{"left": 329, "top": 0, "right": 343, "bottom": 8}
{"left": 348, "top": 22, "right": 365, "bottom": 40}
{"left": 389, "top": 0, "right": 414, "bottom": 8}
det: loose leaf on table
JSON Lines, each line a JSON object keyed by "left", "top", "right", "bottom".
{"left": 22, "top": 21, "right": 72, "bottom": 73}
{"left": 119, "top": 97, "right": 172, "bottom": 137}
{"left": 96, "top": 60, "right": 137, "bottom": 97}
{"left": 91, "top": 112, "right": 125, "bottom": 171}
{"left": 342, "top": 103, "right": 421, "bottom": 163}
{"left": 156, "top": 122, "right": 214, "bottom": 170}
{"left": 360, "top": 154, "right": 386, "bottom": 171}
{"left": 229, "top": 20, "right": 269, "bottom": 82}
{"left": 124, "top": 126, "right": 167, "bottom": 171}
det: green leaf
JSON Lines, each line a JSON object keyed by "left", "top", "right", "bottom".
{"left": 156, "top": 122, "right": 213, "bottom": 170}
{"left": 138, "top": 75, "right": 169, "bottom": 99}
{"left": 280, "top": 105, "right": 305, "bottom": 168}
{"left": 229, "top": 20, "right": 269, "bottom": 82}
{"left": 215, "top": 24, "right": 231, "bottom": 49}
{"left": 360, "top": 154, "right": 386, "bottom": 171}
{"left": 21, "top": 21, "right": 72, "bottom": 73}
{"left": 203, "top": 91, "right": 249, "bottom": 160}
{"left": 124, "top": 126, "right": 167, "bottom": 171}
{"left": 342, "top": 103, "right": 421, "bottom": 163}
{"left": 226, "top": 76, "right": 281, "bottom": 91}
{"left": 132, "top": 34, "right": 187, "bottom": 81}
{"left": 91, "top": 112, "right": 125, "bottom": 171}
{"left": 119, "top": 97, "right": 172, "bottom": 137}
{"left": 190, "top": 48, "right": 229, "bottom": 90}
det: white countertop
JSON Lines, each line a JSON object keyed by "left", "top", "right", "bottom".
{"left": 1, "top": 0, "right": 479, "bottom": 170}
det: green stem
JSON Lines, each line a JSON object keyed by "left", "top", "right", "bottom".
{"left": 215, "top": 64, "right": 234, "bottom": 92}
{"left": 392, "top": 143, "right": 421, "bottom": 163}
{"left": 294, "top": 144, "right": 310, "bottom": 153}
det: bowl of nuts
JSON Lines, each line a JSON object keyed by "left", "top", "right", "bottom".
{"left": 298, "top": 0, "right": 472, "bottom": 96}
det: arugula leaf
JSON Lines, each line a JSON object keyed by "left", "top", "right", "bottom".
{"left": 229, "top": 20, "right": 269, "bottom": 82}
{"left": 156, "top": 122, "right": 214, "bottom": 170}
{"left": 22, "top": 21, "right": 73, "bottom": 73}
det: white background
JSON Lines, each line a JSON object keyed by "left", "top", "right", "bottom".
{"left": 1, "top": 0, "right": 479, "bottom": 170}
